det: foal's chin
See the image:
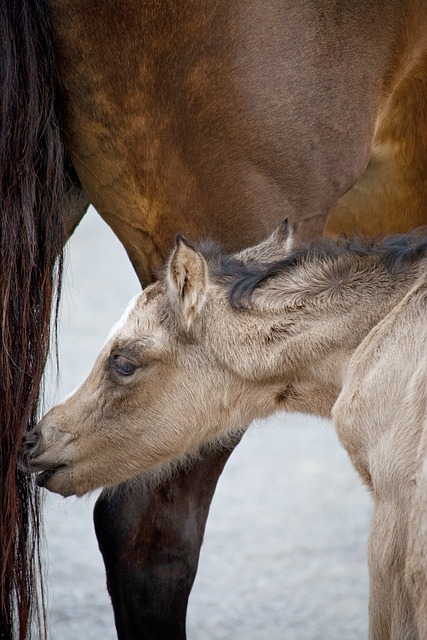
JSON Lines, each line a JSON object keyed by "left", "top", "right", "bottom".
{"left": 36, "top": 465, "right": 78, "bottom": 498}
{"left": 33, "top": 445, "right": 206, "bottom": 497}
{"left": 35, "top": 459, "right": 153, "bottom": 498}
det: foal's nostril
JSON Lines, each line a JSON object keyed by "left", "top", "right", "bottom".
{"left": 22, "top": 426, "right": 42, "bottom": 456}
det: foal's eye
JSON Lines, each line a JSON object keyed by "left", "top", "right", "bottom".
{"left": 112, "top": 355, "right": 136, "bottom": 376}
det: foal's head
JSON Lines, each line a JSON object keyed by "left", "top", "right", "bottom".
{"left": 23, "top": 223, "right": 295, "bottom": 496}
{"left": 24, "top": 226, "right": 425, "bottom": 496}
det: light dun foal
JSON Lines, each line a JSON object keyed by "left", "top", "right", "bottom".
{"left": 23, "top": 224, "right": 427, "bottom": 639}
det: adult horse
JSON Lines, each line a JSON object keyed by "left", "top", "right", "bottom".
{"left": 1, "top": 0, "right": 427, "bottom": 638}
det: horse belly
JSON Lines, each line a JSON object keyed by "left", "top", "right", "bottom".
{"left": 49, "top": 0, "right": 408, "bottom": 283}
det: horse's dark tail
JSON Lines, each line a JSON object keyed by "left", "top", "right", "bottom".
{"left": 0, "top": 1, "right": 66, "bottom": 638}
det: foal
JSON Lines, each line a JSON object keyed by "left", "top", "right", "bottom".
{"left": 24, "top": 224, "right": 427, "bottom": 639}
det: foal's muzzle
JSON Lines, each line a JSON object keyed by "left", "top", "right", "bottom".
{"left": 20, "top": 425, "right": 68, "bottom": 488}
{"left": 21, "top": 425, "right": 42, "bottom": 459}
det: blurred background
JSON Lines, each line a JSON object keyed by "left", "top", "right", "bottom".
{"left": 42, "top": 207, "right": 371, "bottom": 639}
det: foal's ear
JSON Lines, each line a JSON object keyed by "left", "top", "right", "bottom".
{"left": 235, "top": 219, "right": 294, "bottom": 264}
{"left": 167, "top": 235, "right": 209, "bottom": 330}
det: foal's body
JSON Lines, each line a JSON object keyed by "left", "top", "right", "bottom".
{"left": 25, "top": 229, "right": 427, "bottom": 638}
{"left": 334, "top": 277, "right": 427, "bottom": 640}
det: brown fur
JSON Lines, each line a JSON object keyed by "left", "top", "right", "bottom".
{"left": 49, "top": 0, "right": 427, "bottom": 284}
{"left": 24, "top": 228, "right": 427, "bottom": 638}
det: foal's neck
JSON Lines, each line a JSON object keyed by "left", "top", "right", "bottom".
{"left": 256, "top": 254, "right": 424, "bottom": 418}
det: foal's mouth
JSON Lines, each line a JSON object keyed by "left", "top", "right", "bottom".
{"left": 18, "top": 456, "right": 67, "bottom": 487}
{"left": 35, "top": 465, "right": 67, "bottom": 488}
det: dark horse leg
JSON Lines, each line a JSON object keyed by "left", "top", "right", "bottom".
{"left": 94, "top": 441, "right": 240, "bottom": 640}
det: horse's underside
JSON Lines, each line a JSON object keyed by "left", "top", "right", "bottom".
{"left": 51, "top": 0, "right": 427, "bottom": 285}
{"left": 2, "top": 0, "right": 427, "bottom": 638}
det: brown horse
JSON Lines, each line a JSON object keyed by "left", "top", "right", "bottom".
{"left": 24, "top": 227, "right": 427, "bottom": 639}
{"left": 2, "top": 0, "right": 427, "bottom": 638}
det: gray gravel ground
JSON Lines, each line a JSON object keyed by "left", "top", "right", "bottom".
{"left": 42, "top": 208, "right": 371, "bottom": 639}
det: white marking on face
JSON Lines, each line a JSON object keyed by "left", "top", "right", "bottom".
{"left": 59, "top": 382, "right": 83, "bottom": 406}
{"left": 104, "top": 293, "right": 141, "bottom": 346}
{"left": 58, "top": 294, "right": 141, "bottom": 407}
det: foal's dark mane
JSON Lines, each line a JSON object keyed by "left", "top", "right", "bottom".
{"left": 205, "top": 233, "right": 427, "bottom": 308}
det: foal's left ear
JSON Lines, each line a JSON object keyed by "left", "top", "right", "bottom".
{"left": 167, "top": 235, "right": 209, "bottom": 330}
{"left": 234, "top": 219, "right": 294, "bottom": 264}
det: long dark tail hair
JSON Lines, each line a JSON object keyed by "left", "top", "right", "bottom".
{"left": 0, "top": 0, "right": 66, "bottom": 638}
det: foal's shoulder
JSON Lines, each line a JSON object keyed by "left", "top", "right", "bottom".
{"left": 333, "top": 273, "right": 427, "bottom": 446}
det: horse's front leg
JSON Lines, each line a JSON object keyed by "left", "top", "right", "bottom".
{"left": 94, "top": 438, "right": 241, "bottom": 640}
{"left": 368, "top": 496, "right": 417, "bottom": 640}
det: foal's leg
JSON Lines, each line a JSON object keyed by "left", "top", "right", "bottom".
{"left": 368, "top": 497, "right": 417, "bottom": 640}
{"left": 94, "top": 440, "right": 241, "bottom": 640}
